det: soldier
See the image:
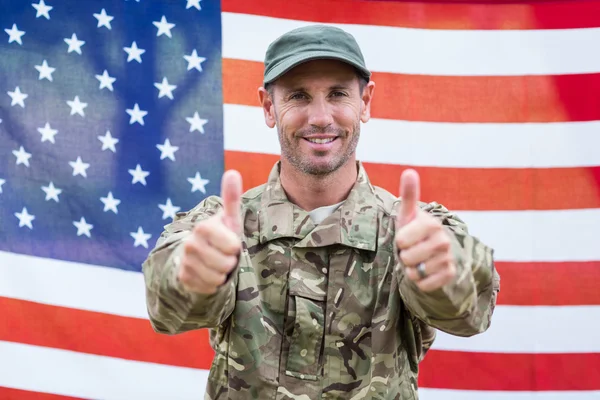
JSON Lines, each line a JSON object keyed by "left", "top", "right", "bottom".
{"left": 142, "top": 25, "right": 500, "bottom": 399}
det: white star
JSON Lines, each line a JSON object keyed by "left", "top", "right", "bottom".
{"left": 186, "top": 111, "right": 208, "bottom": 133}
{"left": 98, "top": 130, "right": 118, "bottom": 152}
{"left": 154, "top": 77, "right": 177, "bottom": 99}
{"left": 95, "top": 70, "right": 116, "bottom": 91}
{"left": 187, "top": 172, "right": 209, "bottom": 194}
{"left": 128, "top": 164, "right": 149, "bottom": 185}
{"left": 5, "top": 24, "right": 25, "bottom": 45}
{"left": 153, "top": 15, "right": 175, "bottom": 38}
{"left": 38, "top": 123, "right": 58, "bottom": 144}
{"left": 0, "top": 178, "right": 5, "bottom": 193}
{"left": 15, "top": 207, "right": 35, "bottom": 229}
{"left": 73, "top": 217, "right": 93, "bottom": 238}
{"left": 94, "top": 9, "right": 114, "bottom": 30}
{"left": 32, "top": 0, "right": 53, "bottom": 19}
{"left": 123, "top": 41, "right": 145, "bottom": 63}
{"left": 100, "top": 191, "right": 121, "bottom": 214}
{"left": 158, "top": 198, "right": 181, "bottom": 220}
{"left": 186, "top": 0, "right": 202, "bottom": 10}
{"left": 41, "top": 181, "right": 62, "bottom": 202}
{"left": 64, "top": 33, "right": 85, "bottom": 54}
{"left": 130, "top": 226, "right": 152, "bottom": 248}
{"left": 8, "top": 86, "right": 28, "bottom": 108}
{"left": 69, "top": 156, "right": 90, "bottom": 178}
{"left": 13, "top": 146, "right": 32, "bottom": 167}
{"left": 126, "top": 103, "right": 147, "bottom": 125}
{"left": 183, "top": 49, "right": 206, "bottom": 72}
{"left": 156, "top": 138, "right": 178, "bottom": 161}
{"left": 67, "top": 96, "right": 87, "bottom": 117}
{"left": 35, "top": 60, "right": 56, "bottom": 81}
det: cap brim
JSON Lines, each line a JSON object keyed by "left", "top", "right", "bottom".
{"left": 263, "top": 50, "right": 370, "bottom": 85}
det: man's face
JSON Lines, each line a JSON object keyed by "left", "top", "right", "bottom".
{"left": 259, "top": 59, "right": 374, "bottom": 176}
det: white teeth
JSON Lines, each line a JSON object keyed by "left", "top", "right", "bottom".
{"left": 307, "top": 138, "right": 335, "bottom": 144}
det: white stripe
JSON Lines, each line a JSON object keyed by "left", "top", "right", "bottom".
{"left": 224, "top": 104, "right": 600, "bottom": 168}
{"left": 420, "top": 389, "right": 600, "bottom": 400}
{"left": 457, "top": 209, "right": 600, "bottom": 262}
{"left": 223, "top": 13, "right": 600, "bottom": 76}
{"left": 0, "top": 251, "right": 148, "bottom": 319}
{"left": 433, "top": 306, "right": 600, "bottom": 353}
{"left": 0, "top": 341, "right": 208, "bottom": 399}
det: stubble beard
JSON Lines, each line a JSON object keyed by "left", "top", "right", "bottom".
{"left": 278, "top": 122, "right": 360, "bottom": 176}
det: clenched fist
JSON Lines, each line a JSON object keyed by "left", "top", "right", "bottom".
{"left": 395, "top": 169, "right": 457, "bottom": 292}
{"left": 177, "top": 170, "right": 243, "bottom": 295}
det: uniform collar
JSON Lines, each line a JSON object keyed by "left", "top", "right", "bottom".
{"left": 258, "top": 161, "right": 378, "bottom": 251}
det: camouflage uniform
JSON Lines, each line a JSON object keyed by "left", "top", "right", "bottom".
{"left": 142, "top": 161, "right": 500, "bottom": 399}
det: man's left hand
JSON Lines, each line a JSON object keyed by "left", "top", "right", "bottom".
{"left": 395, "top": 169, "right": 457, "bottom": 292}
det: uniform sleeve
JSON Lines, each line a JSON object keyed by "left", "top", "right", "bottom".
{"left": 397, "top": 201, "right": 501, "bottom": 337}
{"left": 141, "top": 195, "right": 238, "bottom": 335}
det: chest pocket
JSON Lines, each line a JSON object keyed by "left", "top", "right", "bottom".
{"left": 285, "top": 256, "right": 327, "bottom": 381}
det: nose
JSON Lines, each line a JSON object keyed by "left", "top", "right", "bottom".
{"left": 307, "top": 97, "right": 334, "bottom": 130}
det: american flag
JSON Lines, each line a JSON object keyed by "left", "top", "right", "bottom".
{"left": 1, "top": 0, "right": 599, "bottom": 399}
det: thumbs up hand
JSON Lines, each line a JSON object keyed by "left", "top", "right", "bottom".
{"left": 395, "top": 169, "right": 457, "bottom": 292}
{"left": 177, "top": 170, "right": 243, "bottom": 295}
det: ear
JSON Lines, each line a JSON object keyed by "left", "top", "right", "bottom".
{"left": 360, "top": 81, "right": 376, "bottom": 123}
{"left": 258, "top": 87, "right": 276, "bottom": 129}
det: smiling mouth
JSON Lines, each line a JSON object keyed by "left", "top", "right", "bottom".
{"left": 304, "top": 137, "right": 336, "bottom": 144}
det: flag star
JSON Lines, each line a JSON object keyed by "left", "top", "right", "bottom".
{"left": 73, "top": 217, "right": 93, "bottom": 238}
{"left": 128, "top": 164, "right": 149, "bottom": 185}
{"left": 41, "top": 181, "right": 62, "bottom": 202}
{"left": 153, "top": 15, "right": 175, "bottom": 38}
{"left": 186, "top": 111, "right": 208, "bottom": 134}
{"left": 183, "top": 49, "right": 206, "bottom": 72}
{"left": 0, "top": 178, "right": 5, "bottom": 193}
{"left": 158, "top": 198, "right": 181, "bottom": 220}
{"left": 15, "top": 207, "right": 35, "bottom": 229}
{"left": 13, "top": 146, "right": 32, "bottom": 167}
{"left": 186, "top": 0, "right": 202, "bottom": 10}
{"left": 130, "top": 226, "right": 152, "bottom": 248}
{"left": 123, "top": 41, "right": 145, "bottom": 63}
{"left": 5, "top": 24, "right": 25, "bottom": 45}
{"left": 35, "top": 60, "right": 56, "bottom": 81}
{"left": 64, "top": 33, "right": 85, "bottom": 54}
{"left": 8, "top": 86, "right": 28, "bottom": 108}
{"left": 32, "top": 0, "right": 53, "bottom": 19}
{"left": 100, "top": 191, "right": 121, "bottom": 214}
{"left": 95, "top": 70, "right": 116, "bottom": 91}
{"left": 98, "top": 130, "right": 119, "bottom": 152}
{"left": 38, "top": 123, "right": 58, "bottom": 144}
{"left": 69, "top": 156, "right": 90, "bottom": 178}
{"left": 126, "top": 103, "right": 147, "bottom": 125}
{"left": 154, "top": 77, "right": 177, "bottom": 99}
{"left": 187, "top": 172, "right": 210, "bottom": 194}
{"left": 157, "top": 138, "right": 179, "bottom": 161}
{"left": 67, "top": 96, "right": 88, "bottom": 117}
{"left": 94, "top": 9, "right": 114, "bottom": 30}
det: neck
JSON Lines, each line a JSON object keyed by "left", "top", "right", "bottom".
{"left": 279, "top": 158, "right": 358, "bottom": 211}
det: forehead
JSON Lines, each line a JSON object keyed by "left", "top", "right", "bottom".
{"left": 274, "top": 59, "right": 359, "bottom": 89}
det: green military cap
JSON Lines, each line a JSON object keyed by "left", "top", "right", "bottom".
{"left": 263, "top": 24, "right": 371, "bottom": 85}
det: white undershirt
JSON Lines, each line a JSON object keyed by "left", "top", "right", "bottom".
{"left": 307, "top": 201, "right": 345, "bottom": 225}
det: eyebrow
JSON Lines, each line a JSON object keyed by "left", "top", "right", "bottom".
{"left": 283, "top": 84, "right": 352, "bottom": 94}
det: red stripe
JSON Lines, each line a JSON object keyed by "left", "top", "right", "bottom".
{"left": 0, "top": 387, "right": 82, "bottom": 400}
{"left": 419, "top": 350, "right": 600, "bottom": 391}
{"left": 495, "top": 261, "right": 600, "bottom": 306}
{"left": 223, "top": 0, "right": 600, "bottom": 30}
{"left": 0, "top": 297, "right": 213, "bottom": 370}
{"left": 223, "top": 58, "right": 600, "bottom": 123}
{"left": 4, "top": 298, "right": 600, "bottom": 391}
{"left": 225, "top": 151, "right": 600, "bottom": 211}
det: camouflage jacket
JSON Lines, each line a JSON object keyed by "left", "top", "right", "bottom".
{"left": 142, "top": 161, "right": 500, "bottom": 399}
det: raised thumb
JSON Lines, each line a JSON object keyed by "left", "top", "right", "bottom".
{"left": 397, "top": 168, "right": 420, "bottom": 227}
{"left": 220, "top": 169, "right": 243, "bottom": 233}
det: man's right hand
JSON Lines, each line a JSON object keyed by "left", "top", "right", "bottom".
{"left": 177, "top": 170, "right": 243, "bottom": 295}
